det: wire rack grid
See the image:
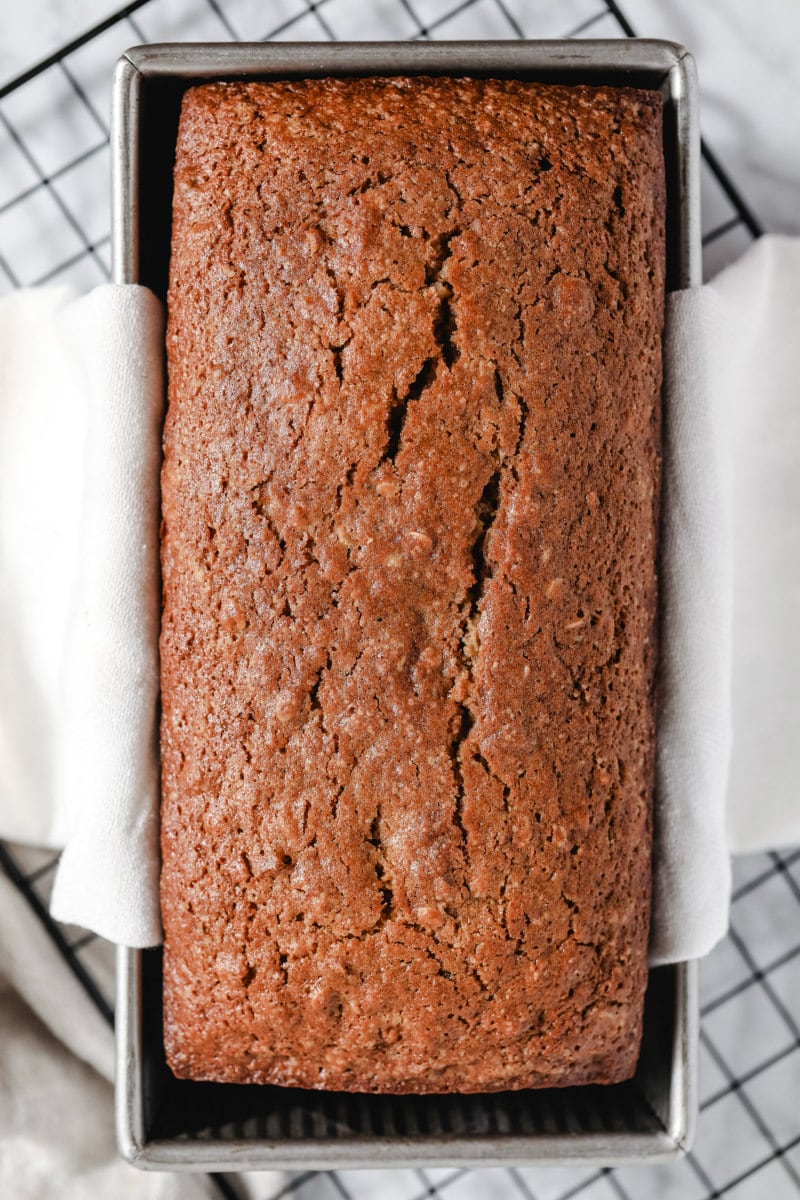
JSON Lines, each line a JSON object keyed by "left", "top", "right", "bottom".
{"left": 0, "top": 2, "right": 796, "bottom": 1200}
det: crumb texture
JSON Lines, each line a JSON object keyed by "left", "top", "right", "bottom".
{"left": 161, "top": 77, "right": 665, "bottom": 1093}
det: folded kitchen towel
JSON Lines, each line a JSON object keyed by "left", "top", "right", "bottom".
{"left": 0, "top": 238, "right": 798, "bottom": 959}
{"left": 715, "top": 238, "right": 800, "bottom": 856}
{"left": 0, "top": 283, "right": 164, "bottom": 947}
{"left": 0, "top": 285, "right": 84, "bottom": 848}
{"left": 651, "top": 235, "right": 800, "bottom": 961}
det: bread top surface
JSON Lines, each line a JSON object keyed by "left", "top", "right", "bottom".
{"left": 161, "top": 77, "right": 665, "bottom": 1092}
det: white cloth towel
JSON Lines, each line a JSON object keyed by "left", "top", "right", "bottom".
{"left": 0, "top": 239, "right": 799, "bottom": 963}
{"left": 0, "top": 284, "right": 163, "bottom": 947}
{"left": 652, "top": 235, "right": 800, "bottom": 960}
{"left": 720, "top": 239, "right": 800, "bottom": 854}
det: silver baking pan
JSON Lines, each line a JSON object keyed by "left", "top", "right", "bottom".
{"left": 113, "top": 39, "right": 700, "bottom": 1171}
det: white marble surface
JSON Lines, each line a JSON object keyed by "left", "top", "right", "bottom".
{"left": 0, "top": 0, "right": 122, "bottom": 82}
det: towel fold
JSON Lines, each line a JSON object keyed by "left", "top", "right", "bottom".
{"left": 0, "top": 284, "right": 163, "bottom": 947}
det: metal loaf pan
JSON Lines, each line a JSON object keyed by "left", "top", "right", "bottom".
{"left": 113, "top": 39, "right": 700, "bottom": 1171}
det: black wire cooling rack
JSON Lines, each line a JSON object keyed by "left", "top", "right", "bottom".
{"left": 1, "top": 2, "right": 797, "bottom": 1199}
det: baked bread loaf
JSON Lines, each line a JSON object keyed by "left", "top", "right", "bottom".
{"left": 161, "top": 77, "right": 665, "bottom": 1093}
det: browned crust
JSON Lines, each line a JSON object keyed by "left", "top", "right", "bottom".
{"left": 160, "top": 77, "right": 665, "bottom": 1093}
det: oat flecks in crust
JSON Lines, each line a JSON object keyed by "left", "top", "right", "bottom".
{"left": 160, "top": 77, "right": 665, "bottom": 1094}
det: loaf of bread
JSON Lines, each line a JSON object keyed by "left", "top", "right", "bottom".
{"left": 161, "top": 77, "right": 665, "bottom": 1093}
